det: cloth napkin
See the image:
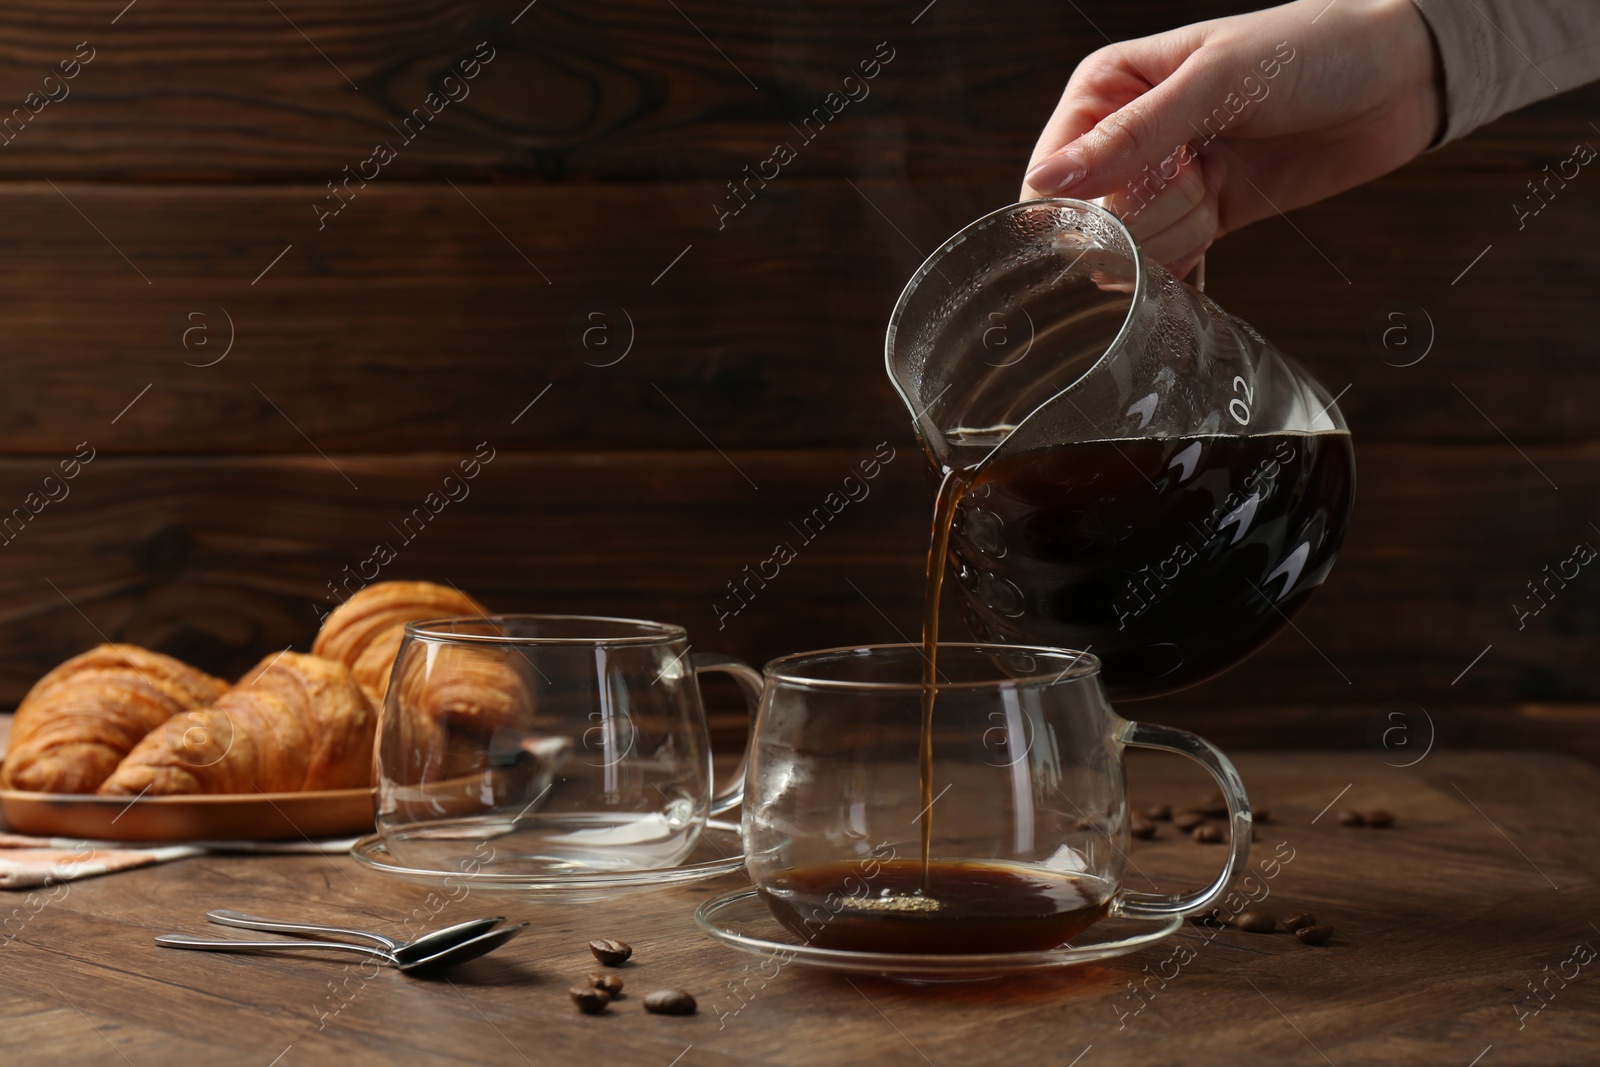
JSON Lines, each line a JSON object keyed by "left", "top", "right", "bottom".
{"left": 0, "top": 833, "right": 362, "bottom": 890}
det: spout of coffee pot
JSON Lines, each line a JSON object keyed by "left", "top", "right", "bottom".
{"left": 883, "top": 335, "right": 958, "bottom": 471}
{"left": 884, "top": 199, "right": 1147, "bottom": 472}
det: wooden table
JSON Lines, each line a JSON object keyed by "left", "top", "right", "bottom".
{"left": 4, "top": 750, "right": 1598, "bottom": 1066}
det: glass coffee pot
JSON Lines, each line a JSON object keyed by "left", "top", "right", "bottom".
{"left": 887, "top": 199, "right": 1354, "bottom": 699}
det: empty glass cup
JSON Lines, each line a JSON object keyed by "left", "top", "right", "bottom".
{"left": 374, "top": 615, "right": 759, "bottom": 875}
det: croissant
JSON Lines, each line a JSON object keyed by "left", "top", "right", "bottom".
{"left": 380, "top": 640, "right": 545, "bottom": 817}
{"left": 313, "top": 581, "right": 488, "bottom": 706}
{"left": 0, "top": 645, "right": 229, "bottom": 794}
{"left": 99, "top": 652, "right": 375, "bottom": 796}
{"left": 394, "top": 642, "right": 534, "bottom": 735}
{"left": 317, "top": 583, "right": 542, "bottom": 792}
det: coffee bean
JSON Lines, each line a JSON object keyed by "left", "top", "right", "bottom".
{"left": 589, "top": 938, "right": 633, "bottom": 966}
{"left": 1144, "top": 805, "right": 1172, "bottom": 821}
{"left": 1283, "top": 913, "right": 1317, "bottom": 932}
{"left": 1336, "top": 810, "right": 1364, "bottom": 827}
{"left": 569, "top": 985, "right": 611, "bottom": 1014}
{"left": 1130, "top": 814, "right": 1157, "bottom": 840}
{"left": 1364, "top": 810, "right": 1395, "bottom": 828}
{"left": 1174, "top": 810, "right": 1207, "bottom": 831}
{"left": 1233, "top": 910, "right": 1276, "bottom": 933}
{"left": 1192, "top": 824, "right": 1223, "bottom": 844}
{"left": 1197, "top": 790, "right": 1228, "bottom": 817}
{"left": 1254, "top": 807, "right": 1271, "bottom": 823}
{"left": 1295, "top": 925, "right": 1334, "bottom": 945}
{"left": 643, "top": 989, "right": 697, "bottom": 1016}
{"left": 589, "top": 973, "right": 625, "bottom": 996}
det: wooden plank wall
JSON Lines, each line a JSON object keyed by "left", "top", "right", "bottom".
{"left": 0, "top": 1, "right": 1596, "bottom": 754}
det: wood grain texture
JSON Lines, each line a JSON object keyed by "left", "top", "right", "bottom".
{"left": 0, "top": 1, "right": 1593, "bottom": 184}
{"left": 0, "top": 167, "right": 1597, "bottom": 455}
{"left": 0, "top": 1, "right": 1594, "bottom": 715}
{"left": 0, "top": 0, "right": 1258, "bottom": 182}
{"left": 1, "top": 751, "right": 1595, "bottom": 1065}
{"left": 0, "top": 444, "right": 1590, "bottom": 714}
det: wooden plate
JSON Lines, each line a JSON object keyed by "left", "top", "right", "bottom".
{"left": 0, "top": 787, "right": 375, "bottom": 843}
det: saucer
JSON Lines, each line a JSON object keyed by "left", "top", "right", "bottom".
{"left": 350, "top": 820, "right": 744, "bottom": 900}
{"left": 694, "top": 888, "right": 1182, "bottom": 980}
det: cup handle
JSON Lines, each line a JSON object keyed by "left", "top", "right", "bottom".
{"left": 691, "top": 653, "right": 763, "bottom": 816}
{"left": 1112, "top": 719, "right": 1250, "bottom": 919}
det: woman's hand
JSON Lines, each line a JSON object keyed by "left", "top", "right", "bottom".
{"left": 1021, "top": 0, "right": 1444, "bottom": 276}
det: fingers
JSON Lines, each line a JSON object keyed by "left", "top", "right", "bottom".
{"left": 1021, "top": 33, "right": 1202, "bottom": 201}
{"left": 1019, "top": 23, "right": 1228, "bottom": 274}
{"left": 1138, "top": 193, "right": 1219, "bottom": 270}
{"left": 1024, "top": 33, "right": 1222, "bottom": 204}
{"left": 1021, "top": 79, "right": 1143, "bottom": 200}
{"left": 1101, "top": 148, "right": 1205, "bottom": 239}
{"left": 1093, "top": 146, "right": 1216, "bottom": 274}
{"left": 1025, "top": 61, "right": 1225, "bottom": 204}
{"left": 1168, "top": 244, "right": 1211, "bottom": 283}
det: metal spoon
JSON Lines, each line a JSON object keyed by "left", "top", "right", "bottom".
{"left": 206, "top": 909, "right": 505, "bottom": 965}
{"left": 155, "top": 922, "right": 527, "bottom": 976}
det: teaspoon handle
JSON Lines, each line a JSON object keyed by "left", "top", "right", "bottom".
{"left": 156, "top": 934, "right": 396, "bottom": 963}
{"left": 206, "top": 909, "right": 400, "bottom": 950}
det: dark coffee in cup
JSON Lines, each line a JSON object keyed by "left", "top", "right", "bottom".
{"left": 757, "top": 859, "right": 1112, "bottom": 955}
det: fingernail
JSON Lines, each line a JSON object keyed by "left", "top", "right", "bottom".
{"left": 1025, "top": 149, "right": 1088, "bottom": 194}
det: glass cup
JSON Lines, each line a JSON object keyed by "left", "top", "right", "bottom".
{"left": 374, "top": 615, "right": 760, "bottom": 875}
{"left": 742, "top": 643, "right": 1250, "bottom": 954}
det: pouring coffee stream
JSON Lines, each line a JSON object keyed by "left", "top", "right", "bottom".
{"left": 894, "top": 199, "right": 1355, "bottom": 893}
{"left": 917, "top": 466, "right": 972, "bottom": 885}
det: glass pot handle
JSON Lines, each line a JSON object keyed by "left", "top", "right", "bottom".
{"left": 1112, "top": 720, "right": 1250, "bottom": 919}
{"left": 692, "top": 653, "right": 763, "bottom": 816}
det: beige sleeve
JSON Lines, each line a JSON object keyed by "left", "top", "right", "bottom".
{"left": 1412, "top": 0, "right": 1600, "bottom": 143}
